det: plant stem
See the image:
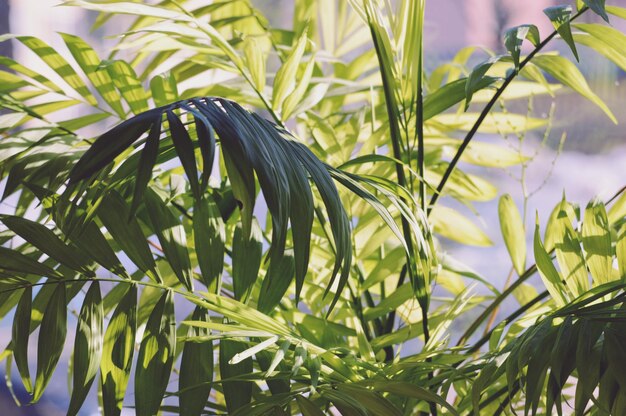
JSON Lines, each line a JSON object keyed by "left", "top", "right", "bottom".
{"left": 482, "top": 267, "right": 514, "bottom": 336}
{"left": 456, "top": 263, "right": 538, "bottom": 346}
{"left": 366, "top": 9, "right": 429, "bottom": 344}
{"left": 427, "top": 7, "right": 588, "bottom": 215}
{"left": 467, "top": 290, "right": 549, "bottom": 354}
{"left": 417, "top": 76, "right": 426, "bottom": 213}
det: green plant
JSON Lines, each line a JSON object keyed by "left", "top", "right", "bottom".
{"left": 0, "top": 0, "right": 625, "bottom": 415}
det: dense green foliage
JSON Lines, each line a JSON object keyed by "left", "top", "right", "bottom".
{"left": 1, "top": 0, "right": 626, "bottom": 414}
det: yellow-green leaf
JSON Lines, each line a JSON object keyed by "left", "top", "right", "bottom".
{"left": 33, "top": 283, "right": 67, "bottom": 402}
{"left": 552, "top": 199, "right": 589, "bottom": 297}
{"left": 582, "top": 200, "right": 612, "bottom": 285}
{"left": 220, "top": 339, "right": 253, "bottom": 414}
{"left": 101, "top": 285, "right": 137, "bottom": 416}
{"left": 534, "top": 217, "right": 568, "bottom": 306}
{"left": 498, "top": 194, "right": 527, "bottom": 275}
{"left": 532, "top": 54, "right": 616, "bottom": 123}
{"left": 272, "top": 30, "right": 308, "bottom": 114}
{"left": 12, "top": 286, "right": 32, "bottom": 393}
{"left": 243, "top": 37, "right": 266, "bottom": 93}
{"left": 68, "top": 282, "right": 103, "bottom": 416}
{"left": 135, "top": 291, "right": 176, "bottom": 416}
{"left": 144, "top": 188, "right": 193, "bottom": 291}
{"left": 543, "top": 6, "right": 579, "bottom": 61}
{"left": 193, "top": 195, "right": 225, "bottom": 290}
{"left": 179, "top": 307, "right": 213, "bottom": 416}
{"left": 617, "top": 224, "right": 626, "bottom": 280}
{"left": 431, "top": 206, "right": 493, "bottom": 247}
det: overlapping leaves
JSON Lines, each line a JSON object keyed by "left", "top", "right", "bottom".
{"left": 67, "top": 97, "right": 352, "bottom": 306}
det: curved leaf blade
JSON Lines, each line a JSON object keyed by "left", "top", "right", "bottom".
{"left": 179, "top": 307, "right": 213, "bottom": 416}
{"left": 68, "top": 282, "right": 103, "bottom": 416}
{"left": 582, "top": 200, "right": 612, "bottom": 285}
{"left": 98, "top": 190, "right": 158, "bottom": 279}
{"left": 533, "top": 54, "right": 616, "bottom": 123}
{"left": 12, "top": 286, "right": 32, "bottom": 394}
{"left": 543, "top": 6, "right": 579, "bottom": 61}
{"left": 144, "top": 189, "right": 193, "bottom": 291}
{"left": 33, "top": 283, "right": 67, "bottom": 403}
{"left": 498, "top": 194, "right": 527, "bottom": 275}
{"left": 135, "top": 290, "right": 176, "bottom": 416}
{"left": 101, "top": 284, "right": 137, "bottom": 416}
{"left": 232, "top": 221, "right": 263, "bottom": 301}
{"left": 193, "top": 195, "right": 225, "bottom": 290}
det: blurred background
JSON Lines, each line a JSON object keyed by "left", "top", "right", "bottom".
{"left": 0, "top": 0, "right": 625, "bottom": 414}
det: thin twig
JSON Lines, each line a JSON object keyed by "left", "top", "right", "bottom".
{"left": 427, "top": 7, "right": 589, "bottom": 215}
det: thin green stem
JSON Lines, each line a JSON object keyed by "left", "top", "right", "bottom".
{"left": 456, "top": 263, "right": 538, "bottom": 346}
{"left": 366, "top": 7, "right": 429, "bottom": 346}
{"left": 467, "top": 290, "right": 549, "bottom": 354}
{"left": 427, "top": 7, "right": 588, "bottom": 215}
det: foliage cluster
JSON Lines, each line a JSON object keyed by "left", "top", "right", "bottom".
{"left": 0, "top": 0, "right": 626, "bottom": 415}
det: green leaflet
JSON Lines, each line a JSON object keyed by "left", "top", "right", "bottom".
{"left": 220, "top": 339, "right": 253, "bottom": 414}
{"left": 287, "top": 141, "right": 352, "bottom": 313}
{"left": 135, "top": 291, "right": 176, "bottom": 416}
{"left": 0, "top": 69, "right": 29, "bottom": 92}
{"left": 618, "top": 225, "right": 626, "bottom": 280}
{"left": 296, "top": 395, "right": 325, "bottom": 416}
{"left": 258, "top": 249, "right": 295, "bottom": 314}
{"left": 222, "top": 102, "right": 290, "bottom": 273}
{"left": 573, "top": 23, "right": 626, "bottom": 71}
{"left": 582, "top": 200, "right": 612, "bottom": 285}
{"left": 69, "top": 107, "right": 159, "bottom": 182}
{"left": 144, "top": 188, "right": 193, "bottom": 291}
{"left": 0, "top": 246, "right": 62, "bottom": 278}
{"left": 552, "top": 199, "right": 589, "bottom": 298}
{"left": 179, "top": 307, "right": 213, "bottom": 416}
{"left": 15, "top": 35, "right": 98, "bottom": 105}
{"left": 465, "top": 57, "right": 500, "bottom": 107}
{"left": 231, "top": 221, "right": 263, "bottom": 301}
{"left": 607, "top": 5, "right": 626, "bottom": 20}
{"left": 430, "top": 206, "right": 493, "bottom": 247}
{"left": 167, "top": 109, "right": 201, "bottom": 200}
{"left": 193, "top": 195, "right": 225, "bottom": 289}
{"left": 0, "top": 55, "right": 63, "bottom": 93}
{"left": 498, "top": 194, "right": 527, "bottom": 275}
{"left": 101, "top": 59, "right": 150, "bottom": 115}
{"left": 335, "top": 384, "right": 402, "bottom": 416}
{"left": 220, "top": 133, "right": 256, "bottom": 238}
{"left": 150, "top": 72, "right": 179, "bottom": 107}
{"left": 364, "top": 381, "right": 459, "bottom": 416}
{"left": 43, "top": 191, "right": 128, "bottom": 278}
{"left": 543, "top": 6, "right": 579, "bottom": 61}
{"left": 33, "top": 283, "right": 67, "bottom": 402}
{"left": 532, "top": 54, "right": 616, "bottom": 123}
{"left": 582, "top": 0, "right": 609, "bottom": 22}
{"left": 243, "top": 37, "right": 267, "bottom": 93}
{"left": 101, "top": 285, "right": 137, "bottom": 416}
{"left": 98, "top": 190, "right": 158, "bottom": 280}
{"left": 272, "top": 30, "right": 308, "bottom": 115}
{"left": 504, "top": 25, "right": 540, "bottom": 69}
{"left": 12, "top": 286, "right": 32, "bottom": 393}
{"left": 130, "top": 116, "right": 162, "bottom": 216}
{"left": 572, "top": 33, "right": 626, "bottom": 73}
{"left": 60, "top": 32, "right": 126, "bottom": 117}
{"left": 534, "top": 217, "right": 568, "bottom": 307}
{"left": 68, "top": 282, "right": 103, "bottom": 416}
{"left": 189, "top": 100, "right": 216, "bottom": 191}
{"left": 282, "top": 56, "right": 316, "bottom": 120}
{"left": 0, "top": 215, "right": 94, "bottom": 276}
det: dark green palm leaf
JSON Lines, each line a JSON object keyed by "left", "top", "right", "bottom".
{"left": 67, "top": 97, "right": 352, "bottom": 308}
